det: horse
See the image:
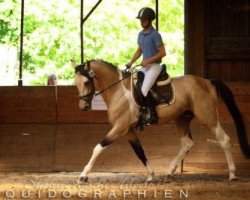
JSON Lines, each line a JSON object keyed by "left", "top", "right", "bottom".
{"left": 71, "top": 59, "right": 250, "bottom": 183}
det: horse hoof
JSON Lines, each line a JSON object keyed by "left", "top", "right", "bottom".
{"left": 166, "top": 174, "right": 174, "bottom": 179}
{"left": 229, "top": 175, "right": 238, "bottom": 181}
{"left": 146, "top": 177, "right": 153, "bottom": 183}
{"left": 77, "top": 176, "right": 89, "bottom": 184}
{"left": 164, "top": 174, "right": 173, "bottom": 183}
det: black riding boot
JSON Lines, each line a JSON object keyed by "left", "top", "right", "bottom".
{"left": 145, "top": 92, "right": 158, "bottom": 125}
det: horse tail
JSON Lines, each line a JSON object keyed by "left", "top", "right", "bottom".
{"left": 211, "top": 80, "right": 250, "bottom": 159}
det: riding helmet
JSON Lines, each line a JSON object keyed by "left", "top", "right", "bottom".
{"left": 136, "top": 7, "right": 156, "bottom": 21}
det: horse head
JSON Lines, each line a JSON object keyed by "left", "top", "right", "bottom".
{"left": 71, "top": 60, "right": 95, "bottom": 111}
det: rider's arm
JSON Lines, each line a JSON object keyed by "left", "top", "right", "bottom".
{"left": 127, "top": 46, "right": 142, "bottom": 67}
{"left": 148, "top": 44, "right": 166, "bottom": 63}
{"left": 141, "top": 44, "right": 166, "bottom": 67}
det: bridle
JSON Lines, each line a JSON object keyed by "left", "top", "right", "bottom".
{"left": 75, "top": 61, "right": 138, "bottom": 104}
{"left": 75, "top": 61, "right": 96, "bottom": 104}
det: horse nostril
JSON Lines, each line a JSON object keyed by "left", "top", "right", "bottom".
{"left": 81, "top": 105, "right": 90, "bottom": 111}
{"left": 84, "top": 105, "right": 90, "bottom": 111}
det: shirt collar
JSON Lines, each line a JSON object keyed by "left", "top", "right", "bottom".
{"left": 140, "top": 27, "right": 155, "bottom": 35}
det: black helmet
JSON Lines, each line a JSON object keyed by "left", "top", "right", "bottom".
{"left": 136, "top": 7, "right": 156, "bottom": 21}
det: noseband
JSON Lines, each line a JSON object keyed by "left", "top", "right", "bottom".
{"left": 75, "top": 61, "right": 95, "bottom": 103}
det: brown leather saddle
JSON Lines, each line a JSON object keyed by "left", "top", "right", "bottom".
{"left": 133, "top": 64, "right": 174, "bottom": 107}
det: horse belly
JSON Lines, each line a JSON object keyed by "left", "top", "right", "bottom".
{"left": 156, "top": 103, "right": 186, "bottom": 124}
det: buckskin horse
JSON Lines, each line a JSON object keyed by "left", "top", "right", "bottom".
{"left": 71, "top": 59, "right": 250, "bottom": 183}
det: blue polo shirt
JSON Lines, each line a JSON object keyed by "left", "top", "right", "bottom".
{"left": 137, "top": 27, "right": 163, "bottom": 63}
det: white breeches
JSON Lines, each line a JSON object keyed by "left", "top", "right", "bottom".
{"left": 139, "top": 63, "right": 162, "bottom": 97}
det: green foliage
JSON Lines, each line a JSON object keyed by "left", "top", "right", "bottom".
{"left": 0, "top": 0, "right": 184, "bottom": 85}
{"left": 0, "top": 0, "right": 20, "bottom": 44}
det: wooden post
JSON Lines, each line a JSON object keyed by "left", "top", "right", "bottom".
{"left": 18, "top": 0, "right": 25, "bottom": 86}
{"left": 155, "top": 0, "right": 159, "bottom": 31}
{"left": 184, "top": 0, "right": 205, "bottom": 76}
{"left": 181, "top": 160, "right": 184, "bottom": 173}
{"left": 81, "top": 0, "right": 103, "bottom": 64}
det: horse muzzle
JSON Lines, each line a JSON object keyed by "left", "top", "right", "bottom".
{"left": 79, "top": 100, "right": 91, "bottom": 111}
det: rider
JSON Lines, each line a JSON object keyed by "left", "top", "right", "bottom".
{"left": 126, "top": 7, "right": 166, "bottom": 124}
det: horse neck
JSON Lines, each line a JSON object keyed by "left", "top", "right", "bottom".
{"left": 91, "top": 61, "right": 121, "bottom": 106}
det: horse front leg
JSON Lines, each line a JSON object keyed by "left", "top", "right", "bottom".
{"left": 77, "top": 143, "right": 107, "bottom": 183}
{"left": 125, "top": 128, "right": 154, "bottom": 182}
{"left": 77, "top": 126, "right": 127, "bottom": 184}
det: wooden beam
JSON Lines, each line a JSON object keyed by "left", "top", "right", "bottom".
{"left": 185, "top": 0, "right": 205, "bottom": 77}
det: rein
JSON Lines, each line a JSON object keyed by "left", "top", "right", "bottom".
{"left": 94, "top": 67, "right": 138, "bottom": 96}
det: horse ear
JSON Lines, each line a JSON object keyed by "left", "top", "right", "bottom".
{"left": 70, "top": 60, "right": 77, "bottom": 68}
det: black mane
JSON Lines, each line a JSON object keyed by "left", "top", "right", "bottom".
{"left": 97, "top": 59, "right": 118, "bottom": 69}
{"left": 75, "top": 59, "right": 119, "bottom": 75}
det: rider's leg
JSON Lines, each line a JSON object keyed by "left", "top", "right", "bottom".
{"left": 140, "top": 63, "right": 161, "bottom": 97}
{"left": 145, "top": 92, "right": 158, "bottom": 124}
{"left": 140, "top": 63, "right": 161, "bottom": 124}
{"left": 136, "top": 71, "right": 146, "bottom": 107}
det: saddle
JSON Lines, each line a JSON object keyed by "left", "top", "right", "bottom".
{"left": 132, "top": 64, "right": 175, "bottom": 108}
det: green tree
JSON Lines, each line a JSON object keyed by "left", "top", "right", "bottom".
{"left": 0, "top": 0, "right": 184, "bottom": 85}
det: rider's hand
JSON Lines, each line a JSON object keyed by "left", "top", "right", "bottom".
{"left": 125, "top": 62, "right": 132, "bottom": 69}
{"left": 141, "top": 60, "right": 150, "bottom": 68}
{"left": 123, "top": 62, "right": 132, "bottom": 74}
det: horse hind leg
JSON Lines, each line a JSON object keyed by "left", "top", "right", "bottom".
{"left": 166, "top": 114, "right": 194, "bottom": 180}
{"left": 210, "top": 122, "right": 237, "bottom": 181}
{"left": 193, "top": 91, "right": 237, "bottom": 181}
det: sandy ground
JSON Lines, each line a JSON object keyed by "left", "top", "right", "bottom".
{"left": 0, "top": 172, "right": 249, "bottom": 200}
